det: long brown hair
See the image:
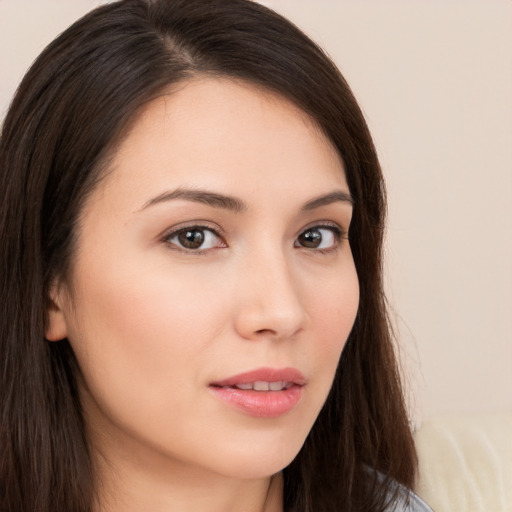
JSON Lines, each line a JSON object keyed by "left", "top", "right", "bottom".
{"left": 0, "top": 1, "right": 417, "bottom": 510}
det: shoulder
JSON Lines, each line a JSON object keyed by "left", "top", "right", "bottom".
{"left": 384, "top": 485, "right": 433, "bottom": 512}
{"left": 364, "top": 467, "right": 434, "bottom": 512}
{"left": 368, "top": 468, "right": 433, "bottom": 512}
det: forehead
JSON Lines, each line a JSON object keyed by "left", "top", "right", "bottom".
{"left": 95, "top": 76, "right": 348, "bottom": 208}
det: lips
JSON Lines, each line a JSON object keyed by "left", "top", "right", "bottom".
{"left": 211, "top": 367, "right": 306, "bottom": 388}
{"left": 209, "top": 367, "right": 305, "bottom": 418}
{"left": 231, "top": 381, "right": 293, "bottom": 391}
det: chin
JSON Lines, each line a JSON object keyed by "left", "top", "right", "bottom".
{"left": 200, "top": 426, "right": 309, "bottom": 480}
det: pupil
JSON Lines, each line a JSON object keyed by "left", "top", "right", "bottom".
{"left": 300, "top": 229, "right": 321, "bottom": 248}
{"left": 179, "top": 229, "right": 204, "bottom": 249}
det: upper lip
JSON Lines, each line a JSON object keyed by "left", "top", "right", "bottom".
{"left": 210, "top": 367, "right": 306, "bottom": 387}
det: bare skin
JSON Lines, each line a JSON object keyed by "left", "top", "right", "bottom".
{"left": 47, "top": 77, "right": 359, "bottom": 511}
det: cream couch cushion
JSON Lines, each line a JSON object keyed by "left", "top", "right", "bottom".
{"left": 414, "top": 413, "right": 512, "bottom": 512}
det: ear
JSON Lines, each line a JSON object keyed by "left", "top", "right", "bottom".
{"left": 45, "top": 281, "right": 69, "bottom": 342}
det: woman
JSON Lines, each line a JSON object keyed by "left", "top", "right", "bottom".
{"left": 0, "top": 1, "right": 432, "bottom": 511}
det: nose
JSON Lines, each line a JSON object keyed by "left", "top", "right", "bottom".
{"left": 233, "top": 251, "right": 308, "bottom": 342}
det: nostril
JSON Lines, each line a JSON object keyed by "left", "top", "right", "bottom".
{"left": 255, "top": 328, "right": 276, "bottom": 335}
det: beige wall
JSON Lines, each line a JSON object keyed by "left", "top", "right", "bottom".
{"left": 1, "top": 0, "right": 511, "bottom": 427}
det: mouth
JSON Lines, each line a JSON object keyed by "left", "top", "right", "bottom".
{"left": 209, "top": 367, "right": 305, "bottom": 418}
{"left": 210, "top": 367, "right": 306, "bottom": 388}
{"left": 220, "top": 381, "right": 295, "bottom": 391}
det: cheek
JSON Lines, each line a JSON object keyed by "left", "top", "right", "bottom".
{"left": 301, "top": 261, "right": 359, "bottom": 383}
{"left": 64, "top": 257, "right": 232, "bottom": 417}
{"left": 310, "top": 262, "right": 359, "bottom": 335}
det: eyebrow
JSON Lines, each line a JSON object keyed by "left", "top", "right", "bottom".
{"left": 139, "top": 188, "right": 247, "bottom": 213}
{"left": 138, "top": 187, "right": 353, "bottom": 213}
{"left": 301, "top": 191, "right": 354, "bottom": 211}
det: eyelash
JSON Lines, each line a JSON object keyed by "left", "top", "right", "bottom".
{"left": 161, "top": 223, "right": 226, "bottom": 255}
{"left": 296, "top": 223, "right": 347, "bottom": 254}
{"left": 161, "top": 222, "right": 348, "bottom": 255}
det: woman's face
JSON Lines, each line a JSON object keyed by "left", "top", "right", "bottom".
{"left": 48, "top": 77, "right": 359, "bottom": 481}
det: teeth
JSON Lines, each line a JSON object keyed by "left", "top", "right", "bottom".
{"left": 233, "top": 381, "right": 290, "bottom": 391}
{"left": 253, "top": 381, "right": 269, "bottom": 391}
{"left": 269, "top": 381, "right": 286, "bottom": 391}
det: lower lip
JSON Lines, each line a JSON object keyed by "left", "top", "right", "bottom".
{"left": 209, "top": 385, "right": 303, "bottom": 418}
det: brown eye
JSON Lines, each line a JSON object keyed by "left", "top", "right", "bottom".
{"left": 165, "top": 226, "right": 224, "bottom": 251}
{"left": 295, "top": 226, "right": 342, "bottom": 251}
{"left": 298, "top": 229, "right": 322, "bottom": 248}
{"left": 178, "top": 229, "right": 205, "bottom": 249}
